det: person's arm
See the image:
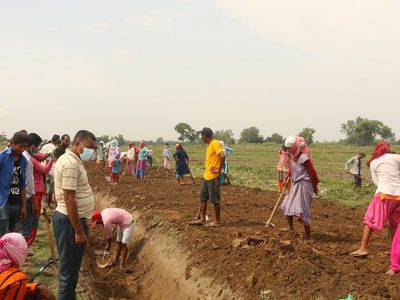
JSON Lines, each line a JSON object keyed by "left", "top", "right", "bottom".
{"left": 345, "top": 158, "right": 353, "bottom": 172}
{"left": 303, "top": 159, "right": 319, "bottom": 194}
{"left": 32, "top": 158, "right": 54, "bottom": 174}
{"left": 63, "top": 189, "right": 88, "bottom": 246}
{"left": 26, "top": 283, "right": 56, "bottom": 300}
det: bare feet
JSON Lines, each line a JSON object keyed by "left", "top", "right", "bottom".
{"left": 350, "top": 249, "right": 368, "bottom": 258}
{"left": 386, "top": 269, "right": 396, "bottom": 276}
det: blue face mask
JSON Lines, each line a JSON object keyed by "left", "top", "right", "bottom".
{"left": 79, "top": 143, "right": 94, "bottom": 161}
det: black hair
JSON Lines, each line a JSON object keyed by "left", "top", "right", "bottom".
{"left": 12, "top": 131, "right": 29, "bottom": 145}
{"left": 72, "top": 130, "right": 96, "bottom": 144}
{"left": 61, "top": 134, "right": 70, "bottom": 141}
{"left": 54, "top": 146, "right": 65, "bottom": 159}
{"left": 28, "top": 133, "right": 43, "bottom": 147}
{"left": 51, "top": 134, "right": 60, "bottom": 143}
{"left": 19, "top": 130, "right": 28, "bottom": 134}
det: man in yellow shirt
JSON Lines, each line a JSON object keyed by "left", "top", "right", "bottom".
{"left": 190, "top": 128, "right": 225, "bottom": 227}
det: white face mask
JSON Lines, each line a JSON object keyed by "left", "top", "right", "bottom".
{"left": 79, "top": 143, "right": 94, "bottom": 161}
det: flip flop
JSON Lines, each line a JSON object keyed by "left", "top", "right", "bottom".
{"left": 349, "top": 251, "right": 368, "bottom": 258}
{"left": 188, "top": 220, "right": 205, "bottom": 226}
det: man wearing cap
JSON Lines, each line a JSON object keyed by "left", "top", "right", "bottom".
{"left": 190, "top": 128, "right": 225, "bottom": 227}
{"left": 92, "top": 208, "right": 135, "bottom": 269}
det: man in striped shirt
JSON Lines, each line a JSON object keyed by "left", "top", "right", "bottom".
{"left": 53, "top": 130, "right": 96, "bottom": 300}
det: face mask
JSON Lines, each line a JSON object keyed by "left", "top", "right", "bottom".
{"left": 79, "top": 143, "right": 94, "bottom": 161}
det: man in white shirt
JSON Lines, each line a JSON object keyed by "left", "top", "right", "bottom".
{"left": 345, "top": 152, "right": 366, "bottom": 189}
{"left": 41, "top": 135, "right": 60, "bottom": 208}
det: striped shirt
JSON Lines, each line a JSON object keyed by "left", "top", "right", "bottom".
{"left": 54, "top": 149, "right": 94, "bottom": 219}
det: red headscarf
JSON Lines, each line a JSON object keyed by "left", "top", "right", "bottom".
{"left": 366, "top": 141, "right": 392, "bottom": 167}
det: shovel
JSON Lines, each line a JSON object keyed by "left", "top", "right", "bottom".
{"left": 265, "top": 185, "right": 287, "bottom": 228}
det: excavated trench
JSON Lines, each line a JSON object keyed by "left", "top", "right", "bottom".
{"left": 80, "top": 192, "right": 240, "bottom": 300}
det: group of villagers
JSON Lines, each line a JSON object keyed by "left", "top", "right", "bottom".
{"left": 95, "top": 139, "right": 152, "bottom": 183}
{"left": 276, "top": 137, "right": 400, "bottom": 275}
{"left": 94, "top": 139, "right": 234, "bottom": 186}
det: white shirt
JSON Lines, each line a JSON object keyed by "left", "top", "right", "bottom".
{"left": 370, "top": 153, "right": 400, "bottom": 196}
{"left": 54, "top": 149, "right": 94, "bottom": 219}
{"left": 345, "top": 156, "right": 362, "bottom": 175}
{"left": 23, "top": 151, "right": 35, "bottom": 198}
{"left": 41, "top": 143, "right": 56, "bottom": 154}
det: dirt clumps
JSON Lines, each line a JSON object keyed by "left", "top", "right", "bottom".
{"left": 81, "top": 166, "right": 399, "bottom": 300}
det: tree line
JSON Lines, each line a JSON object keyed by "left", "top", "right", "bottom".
{"left": 0, "top": 116, "right": 397, "bottom": 147}
{"left": 174, "top": 117, "right": 398, "bottom": 146}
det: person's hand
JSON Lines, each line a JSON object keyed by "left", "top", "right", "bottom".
{"left": 314, "top": 187, "right": 319, "bottom": 196}
{"left": 283, "top": 175, "right": 290, "bottom": 186}
{"left": 36, "top": 284, "right": 56, "bottom": 300}
{"left": 20, "top": 205, "right": 27, "bottom": 220}
{"left": 75, "top": 231, "right": 89, "bottom": 246}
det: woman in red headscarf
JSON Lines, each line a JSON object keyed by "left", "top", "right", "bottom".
{"left": 279, "top": 136, "right": 319, "bottom": 240}
{"left": 350, "top": 142, "right": 400, "bottom": 267}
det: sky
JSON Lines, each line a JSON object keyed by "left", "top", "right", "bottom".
{"left": 0, "top": 0, "right": 399, "bottom": 142}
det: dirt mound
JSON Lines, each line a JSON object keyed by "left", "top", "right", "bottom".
{"left": 82, "top": 165, "right": 400, "bottom": 300}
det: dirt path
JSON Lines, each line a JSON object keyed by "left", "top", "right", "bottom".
{"left": 82, "top": 166, "right": 399, "bottom": 300}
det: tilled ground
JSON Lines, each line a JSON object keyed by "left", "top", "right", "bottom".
{"left": 84, "top": 165, "right": 399, "bottom": 300}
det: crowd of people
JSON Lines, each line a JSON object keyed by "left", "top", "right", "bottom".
{"left": 0, "top": 126, "right": 399, "bottom": 299}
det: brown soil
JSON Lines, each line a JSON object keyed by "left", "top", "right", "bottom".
{"left": 81, "top": 165, "right": 400, "bottom": 300}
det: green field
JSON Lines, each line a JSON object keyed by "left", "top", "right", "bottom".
{"left": 149, "top": 143, "right": 400, "bottom": 206}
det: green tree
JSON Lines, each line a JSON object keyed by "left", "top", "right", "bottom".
{"left": 299, "top": 127, "right": 316, "bottom": 145}
{"left": 155, "top": 137, "right": 165, "bottom": 145}
{"left": 110, "top": 134, "right": 127, "bottom": 146}
{"left": 174, "top": 122, "right": 198, "bottom": 142}
{"left": 213, "top": 129, "right": 236, "bottom": 144}
{"left": 341, "top": 117, "right": 395, "bottom": 146}
{"left": 239, "top": 126, "right": 264, "bottom": 144}
{"left": 266, "top": 133, "right": 284, "bottom": 144}
{"left": 96, "top": 135, "right": 110, "bottom": 143}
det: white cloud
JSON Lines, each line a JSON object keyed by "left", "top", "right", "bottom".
{"left": 214, "top": 0, "right": 400, "bottom": 59}
{"left": 0, "top": 108, "right": 8, "bottom": 115}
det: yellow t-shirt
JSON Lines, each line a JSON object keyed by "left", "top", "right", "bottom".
{"left": 203, "top": 139, "right": 223, "bottom": 180}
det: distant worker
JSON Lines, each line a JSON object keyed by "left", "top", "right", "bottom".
{"left": 173, "top": 144, "right": 191, "bottom": 185}
{"left": 345, "top": 152, "right": 366, "bottom": 189}
{"left": 276, "top": 141, "right": 291, "bottom": 194}
{"left": 219, "top": 141, "right": 234, "bottom": 185}
{"left": 126, "top": 142, "right": 137, "bottom": 176}
{"left": 92, "top": 208, "right": 135, "bottom": 269}
{"left": 109, "top": 140, "right": 121, "bottom": 184}
{"left": 160, "top": 143, "right": 172, "bottom": 172}
{"left": 136, "top": 141, "right": 149, "bottom": 179}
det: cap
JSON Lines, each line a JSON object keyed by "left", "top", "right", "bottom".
{"left": 200, "top": 127, "right": 213, "bottom": 137}
{"left": 91, "top": 210, "right": 101, "bottom": 227}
